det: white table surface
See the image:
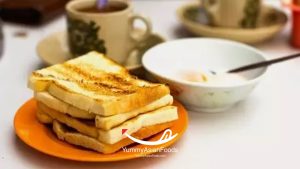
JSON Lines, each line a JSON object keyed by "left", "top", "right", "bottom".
{"left": 1, "top": 1, "right": 300, "bottom": 169}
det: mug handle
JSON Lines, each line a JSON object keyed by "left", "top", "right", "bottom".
{"left": 129, "top": 14, "right": 152, "bottom": 42}
{"left": 202, "top": 0, "right": 220, "bottom": 21}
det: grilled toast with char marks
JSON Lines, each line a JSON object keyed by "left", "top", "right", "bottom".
{"left": 29, "top": 51, "right": 170, "bottom": 116}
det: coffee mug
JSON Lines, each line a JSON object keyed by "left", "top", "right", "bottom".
{"left": 66, "top": 0, "right": 152, "bottom": 64}
{"left": 202, "top": 0, "right": 262, "bottom": 28}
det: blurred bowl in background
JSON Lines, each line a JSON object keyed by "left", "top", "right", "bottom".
{"left": 177, "top": 3, "right": 288, "bottom": 44}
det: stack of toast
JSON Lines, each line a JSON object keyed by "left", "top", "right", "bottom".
{"left": 28, "top": 51, "right": 178, "bottom": 154}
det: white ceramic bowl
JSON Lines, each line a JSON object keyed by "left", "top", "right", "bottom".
{"left": 142, "top": 38, "right": 267, "bottom": 113}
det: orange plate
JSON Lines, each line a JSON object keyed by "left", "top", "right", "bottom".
{"left": 14, "top": 98, "right": 188, "bottom": 162}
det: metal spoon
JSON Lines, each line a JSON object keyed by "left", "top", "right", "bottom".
{"left": 210, "top": 53, "right": 300, "bottom": 75}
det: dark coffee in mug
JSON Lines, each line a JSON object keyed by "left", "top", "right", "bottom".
{"left": 79, "top": 1, "right": 127, "bottom": 13}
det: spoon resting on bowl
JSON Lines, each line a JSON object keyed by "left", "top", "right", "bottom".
{"left": 210, "top": 52, "right": 300, "bottom": 75}
{"left": 191, "top": 53, "right": 300, "bottom": 84}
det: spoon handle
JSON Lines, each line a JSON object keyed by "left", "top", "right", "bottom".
{"left": 228, "top": 53, "right": 300, "bottom": 73}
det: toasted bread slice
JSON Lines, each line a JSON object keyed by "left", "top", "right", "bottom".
{"left": 35, "top": 92, "right": 95, "bottom": 119}
{"left": 95, "top": 94, "right": 173, "bottom": 130}
{"left": 35, "top": 92, "right": 173, "bottom": 130}
{"left": 36, "top": 109, "right": 53, "bottom": 124}
{"left": 29, "top": 51, "right": 170, "bottom": 116}
{"left": 53, "top": 120, "right": 175, "bottom": 154}
{"left": 37, "top": 102, "right": 178, "bottom": 144}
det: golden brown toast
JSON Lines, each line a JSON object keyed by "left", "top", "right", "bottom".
{"left": 35, "top": 92, "right": 173, "bottom": 130}
{"left": 53, "top": 120, "right": 175, "bottom": 154}
{"left": 36, "top": 109, "right": 53, "bottom": 124}
{"left": 35, "top": 92, "right": 95, "bottom": 119}
{"left": 37, "top": 101, "right": 178, "bottom": 144}
{"left": 29, "top": 51, "right": 170, "bottom": 116}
